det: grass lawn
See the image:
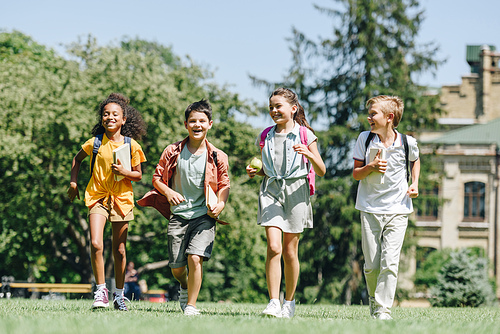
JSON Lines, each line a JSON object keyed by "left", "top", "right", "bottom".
{"left": 1, "top": 298, "right": 500, "bottom": 334}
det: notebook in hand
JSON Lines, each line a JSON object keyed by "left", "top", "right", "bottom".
{"left": 113, "top": 143, "right": 131, "bottom": 181}
{"left": 205, "top": 185, "right": 229, "bottom": 225}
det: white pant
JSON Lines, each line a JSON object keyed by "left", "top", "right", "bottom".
{"left": 360, "top": 212, "right": 408, "bottom": 314}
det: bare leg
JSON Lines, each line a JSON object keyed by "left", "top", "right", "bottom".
{"left": 265, "top": 227, "right": 283, "bottom": 300}
{"left": 282, "top": 232, "right": 300, "bottom": 301}
{"left": 89, "top": 214, "right": 107, "bottom": 285}
{"left": 112, "top": 222, "right": 129, "bottom": 289}
{"left": 187, "top": 254, "right": 204, "bottom": 307}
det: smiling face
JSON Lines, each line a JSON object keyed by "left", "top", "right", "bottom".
{"left": 269, "top": 95, "right": 297, "bottom": 126}
{"left": 184, "top": 111, "right": 213, "bottom": 142}
{"left": 367, "top": 102, "right": 393, "bottom": 133}
{"left": 102, "top": 103, "right": 126, "bottom": 135}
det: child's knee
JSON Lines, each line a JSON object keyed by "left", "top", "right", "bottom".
{"left": 267, "top": 243, "right": 282, "bottom": 257}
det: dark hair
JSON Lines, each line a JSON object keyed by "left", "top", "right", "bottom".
{"left": 184, "top": 99, "right": 212, "bottom": 121}
{"left": 91, "top": 93, "right": 147, "bottom": 140}
{"left": 269, "top": 88, "right": 314, "bottom": 133}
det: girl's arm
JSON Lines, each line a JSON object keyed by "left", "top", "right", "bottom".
{"left": 67, "top": 149, "right": 88, "bottom": 202}
{"left": 352, "top": 149, "right": 387, "bottom": 181}
{"left": 112, "top": 160, "right": 143, "bottom": 182}
{"left": 407, "top": 158, "right": 420, "bottom": 198}
{"left": 293, "top": 141, "right": 326, "bottom": 177}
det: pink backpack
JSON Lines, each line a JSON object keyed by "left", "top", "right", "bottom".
{"left": 259, "top": 126, "right": 316, "bottom": 196}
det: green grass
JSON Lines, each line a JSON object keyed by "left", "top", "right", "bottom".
{"left": 1, "top": 299, "right": 500, "bottom": 334}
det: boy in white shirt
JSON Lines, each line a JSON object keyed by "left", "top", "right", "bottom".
{"left": 352, "top": 95, "right": 420, "bottom": 320}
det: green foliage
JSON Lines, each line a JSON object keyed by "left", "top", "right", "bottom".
{"left": 430, "top": 248, "right": 496, "bottom": 307}
{"left": 414, "top": 248, "right": 451, "bottom": 289}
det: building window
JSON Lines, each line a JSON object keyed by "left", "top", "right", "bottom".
{"left": 416, "top": 187, "right": 439, "bottom": 221}
{"left": 463, "top": 182, "right": 485, "bottom": 221}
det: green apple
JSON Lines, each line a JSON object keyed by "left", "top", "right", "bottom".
{"left": 249, "top": 157, "right": 263, "bottom": 171}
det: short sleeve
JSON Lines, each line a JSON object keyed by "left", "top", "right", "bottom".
{"left": 306, "top": 128, "right": 317, "bottom": 146}
{"left": 131, "top": 139, "right": 147, "bottom": 167}
{"left": 407, "top": 135, "right": 419, "bottom": 162}
{"left": 353, "top": 131, "right": 371, "bottom": 161}
{"left": 81, "top": 137, "right": 94, "bottom": 155}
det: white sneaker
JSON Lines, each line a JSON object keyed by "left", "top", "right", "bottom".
{"left": 281, "top": 300, "right": 295, "bottom": 318}
{"left": 261, "top": 300, "right": 282, "bottom": 318}
{"left": 377, "top": 312, "right": 393, "bottom": 320}
{"left": 184, "top": 305, "right": 201, "bottom": 316}
{"left": 179, "top": 287, "right": 188, "bottom": 312}
{"left": 368, "top": 296, "right": 376, "bottom": 319}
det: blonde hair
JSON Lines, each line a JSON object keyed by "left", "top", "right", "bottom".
{"left": 366, "top": 95, "right": 404, "bottom": 128}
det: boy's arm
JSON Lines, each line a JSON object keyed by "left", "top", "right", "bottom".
{"left": 407, "top": 158, "right": 420, "bottom": 198}
{"left": 352, "top": 149, "right": 387, "bottom": 181}
{"left": 153, "top": 178, "right": 185, "bottom": 206}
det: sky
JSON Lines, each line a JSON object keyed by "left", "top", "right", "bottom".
{"left": 1, "top": 0, "right": 499, "bottom": 109}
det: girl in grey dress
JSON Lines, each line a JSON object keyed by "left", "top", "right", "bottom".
{"left": 246, "top": 88, "right": 326, "bottom": 318}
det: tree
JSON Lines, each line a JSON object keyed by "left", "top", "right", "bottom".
{"left": 430, "top": 248, "right": 495, "bottom": 307}
{"left": 252, "top": 0, "right": 443, "bottom": 304}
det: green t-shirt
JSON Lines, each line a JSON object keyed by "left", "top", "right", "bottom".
{"left": 171, "top": 146, "right": 207, "bottom": 219}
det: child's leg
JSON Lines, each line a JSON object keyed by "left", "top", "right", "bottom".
{"left": 360, "top": 212, "right": 383, "bottom": 298}
{"left": 111, "top": 222, "right": 129, "bottom": 290}
{"left": 186, "top": 254, "right": 204, "bottom": 307}
{"left": 377, "top": 214, "right": 407, "bottom": 311}
{"left": 265, "top": 226, "right": 283, "bottom": 300}
{"left": 171, "top": 266, "right": 188, "bottom": 289}
{"left": 89, "top": 214, "right": 107, "bottom": 285}
{"left": 282, "top": 232, "right": 300, "bottom": 301}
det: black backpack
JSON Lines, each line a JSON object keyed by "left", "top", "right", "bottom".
{"left": 364, "top": 132, "right": 410, "bottom": 182}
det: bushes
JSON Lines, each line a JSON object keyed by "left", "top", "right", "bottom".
{"left": 430, "top": 248, "right": 496, "bottom": 307}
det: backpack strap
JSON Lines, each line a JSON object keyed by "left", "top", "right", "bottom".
{"left": 212, "top": 151, "right": 218, "bottom": 167}
{"left": 259, "top": 126, "right": 274, "bottom": 150}
{"left": 299, "top": 126, "right": 316, "bottom": 196}
{"left": 363, "top": 132, "right": 376, "bottom": 164}
{"left": 90, "top": 133, "right": 104, "bottom": 176}
{"left": 402, "top": 133, "right": 410, "bottom": 182}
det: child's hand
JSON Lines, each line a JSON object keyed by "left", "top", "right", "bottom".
{"left": 246, "top": 165, "right": 258, "bottom": 178}
{"left": 369, "top": 149, "right": 387, "bottom": 174}
{"left": 166, "top": 190, "right": 186, "bottom": 206}
{"left": 407, "top": 184, "right": 419, "bottom": 198}
{"left": 207, "top": 201, "right": 225, "bottom": 219}
{"left": 67, "top": 182, "right": 80, "bottom": 202}
{"left": 292, "top": 143, "right": 313, "bottom": 160}
{"left": 111, "top": 158, "right": 126, "bottom": 176}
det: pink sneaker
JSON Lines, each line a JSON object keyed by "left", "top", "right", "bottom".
{"left": 92, "top": 288, "right": 109, "bottom": 308}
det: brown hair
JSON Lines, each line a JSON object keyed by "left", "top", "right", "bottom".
{"left": 365, "top": 95, "right": 404, "bottom": 128}
{"left": 269, "top": 87, "right": 314, "bottom": 133}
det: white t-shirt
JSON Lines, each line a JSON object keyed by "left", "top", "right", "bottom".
{"left": 353, "top": 130, "right": 419, "bottom": 214}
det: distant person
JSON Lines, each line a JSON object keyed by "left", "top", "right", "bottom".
{"left": 138, "top": 99, "right": 230, "bottom": 316}
{"left": 124, "top": 261, "right": 141, "bottom": 301}
{"left": 67, "top": 93, "right": 147, "bottom": 311}
{"left": 246, "top": 88, "right": 326, "bottom": 318}
{"left": 352, "top": 95, "right": 420, "bottom": 320}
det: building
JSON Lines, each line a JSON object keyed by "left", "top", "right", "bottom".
{"left": 414, "top": 45, "right": 500, "bottom": 297}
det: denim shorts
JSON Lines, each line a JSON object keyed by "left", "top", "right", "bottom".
{"left": 168, "top": 214, "right": 216, "bottom": 268}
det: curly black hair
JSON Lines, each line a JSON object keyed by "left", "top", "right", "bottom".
{"left": 91, "top": 93, "right": 147, "bottom": 140}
